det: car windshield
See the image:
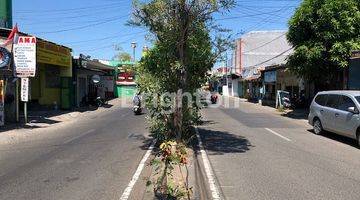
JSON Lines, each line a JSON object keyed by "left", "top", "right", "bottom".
{"left": 356, "top": 96, "right": 360, "bottom": 104}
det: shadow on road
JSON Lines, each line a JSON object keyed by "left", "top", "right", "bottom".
{"left": 0, "top": 104, "right": 116, "bottom": 132}
{"left": 307, "top": 129, "right": 359, "bottom": 149}
{"left": 281, "top": 109, "right": 309, "bottom": 120}
{"left": 197, "top": 128, "right": 253, "bottom": 155}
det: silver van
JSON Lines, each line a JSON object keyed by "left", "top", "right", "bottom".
{"left": 308, "top": 91, "right": 360, "bottom": 146}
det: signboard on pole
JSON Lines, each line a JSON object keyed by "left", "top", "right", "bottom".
{"left": 0, "top": 80, "right": 5, "bottom": 126}
{"left": 13, "top": 36, "right": 37, "bottom": 77}
{"left": 21, "top": 78, "right": 29, "bottom": 102}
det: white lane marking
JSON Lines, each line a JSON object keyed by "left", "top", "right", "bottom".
{"left": 119, "top": 140, "right": 155, "bottom": 200}
{"left": 195, "top": 127, "right": 222, "bottom": 200}
{"left": 265, "top": 128, "right": 292, "bottom": 142}
{"left": 63, "top": 129, "right": 95, "bottom": 144}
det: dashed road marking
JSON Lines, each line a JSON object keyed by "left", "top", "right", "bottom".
{"left": 195, "top": 127, "right": 222, "bottom": 200}
{"left": 265, "top": 128, "right": 292, "bottom": 142}
{"left": 119, "top": 140, "right": 155, "bottom": 200}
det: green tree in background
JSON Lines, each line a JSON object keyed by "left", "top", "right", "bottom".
{"left": 113, "top": 52, "right": 132, "bottom": 62}
{"left": 287, "top": 0, "right": 360, "bottom": 90}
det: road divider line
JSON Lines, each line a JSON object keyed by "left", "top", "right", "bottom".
{"left": 195, "top": 127, "right": 222, "bottom": 200}
{"left": 119, "top": 140, "right": 155, "bottom": 200}
{"left": 265, "top": 128, "right": 292, "bottom": 142}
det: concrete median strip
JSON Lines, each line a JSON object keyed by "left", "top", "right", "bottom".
{"left": 195, "top": 127, "right": 222, "bottom": 200}
{"left": 265, "top": 128, "right": 292, "bottom": 142}
{"left": 119, "top": 140, "right": 155, "bottom": 200}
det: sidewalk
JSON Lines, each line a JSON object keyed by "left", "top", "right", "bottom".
{"left": 223, "top": 96, "right": 309, "bottom": 122}
{"left": 0, "top": 98, "right": 126, "bottom": 131}
{"left": 0, "top": 98, "right": 129, "bottom": 146}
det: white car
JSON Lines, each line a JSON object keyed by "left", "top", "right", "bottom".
{"left": 308, "top": 91, "right": 360, "bottom": 147}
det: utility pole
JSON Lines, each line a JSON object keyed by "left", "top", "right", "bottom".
{"left": 131, "top": 42, "right": 137, "bottom": 62}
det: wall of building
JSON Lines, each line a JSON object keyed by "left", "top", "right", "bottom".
{"left": 231, "top": 78, "right": 239, "bottom": 97}
{"left": 276, "top": 69, "right": 301, "bottom": 96}
{"left": 30, "top": 64, "right": 72, "bottom": 107}
{"left": 349, "top": 58, "right": 360, "bottom": 90}
{"left": 0, "top": 0, "right": 12, "bottom": 28}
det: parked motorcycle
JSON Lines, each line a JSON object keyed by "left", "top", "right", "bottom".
{"left": 282, "top": 96, "right": 292, "bottom": 108}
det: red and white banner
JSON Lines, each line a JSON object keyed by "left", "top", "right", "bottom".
{"left": 0, "top": 24, "right": 18, "bottom": 48}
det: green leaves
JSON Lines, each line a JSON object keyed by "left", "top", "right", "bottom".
{"left": 287, "top": 0, "right": 360, "bottom": 87}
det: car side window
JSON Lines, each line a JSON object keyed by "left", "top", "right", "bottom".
{"left": 338, "top": 95, "right": 356, "bottom": 112}
{"left": 315, "top": 94, "right": 327, "bottom": 106}
{"left": 325, "top": 94, "right": 340, "bottom": 109}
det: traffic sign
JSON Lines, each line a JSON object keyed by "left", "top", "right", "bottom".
{"left": 14, "top": 36, "right": 37, "bottom": 77}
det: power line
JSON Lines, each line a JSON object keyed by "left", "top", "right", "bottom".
{"left": 31, "top": 14, "right": 130, "bottom": 34}
{"left": 242, "top": 32, "right": 287, "bottom": 54}
{"left": 66, "top": 31, "right": 146, "bottom": 45}
{"left": 16, "top": 6, "right": 130, "bottom": 25}
{"left": 15, "top": 2, "right": 126, "bottom": 14}
{"left": 22, "top": 13, "right": 131, "bottom": 27}
{"left": 246, "top": 47, "right": 293, "bottom": 68}
{"left": 80, "top": 33, "right": 146, "bottom": 52}
{"left": 216, "top": 8, "right": 291, "bottom": 21}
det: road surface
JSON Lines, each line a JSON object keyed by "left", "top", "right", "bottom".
{"left": 0, "top": 105, "right": 150, "bottom": 200}
{"left": 198, "top": 100, "right": 360, "bottom": 200}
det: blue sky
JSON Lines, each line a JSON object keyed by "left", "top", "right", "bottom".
{"left": 12, "top": 0, "right": 302, "bottom": 61}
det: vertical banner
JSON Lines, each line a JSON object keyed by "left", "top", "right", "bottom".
{"left": 0, "top": 80, "right": 4, "bottom": 126}
{"left": 21, "top": 78, "right": 29, "bottom": 102}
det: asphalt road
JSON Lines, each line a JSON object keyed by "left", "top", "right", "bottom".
{"left": 0, "top": 106, "right": 150, "bottom": 200}
{"left": 199, "top": 100, "right": 360, "bottom": 200}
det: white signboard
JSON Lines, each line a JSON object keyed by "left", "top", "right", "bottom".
{"left": 14, "top": 36, "right": 37, "bottom": 77}
{"left": 21, "top": 78, "right": 29, "bottom": 102}
{"left": 0, "top": 80, "right": 4, "bottom": 126}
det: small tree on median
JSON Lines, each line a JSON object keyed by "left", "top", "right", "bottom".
{"left": 130, "top": 0, "right": 234, "bottom": 198}
{"left": 131, "top": 0, "right": 234, "bottom": 142}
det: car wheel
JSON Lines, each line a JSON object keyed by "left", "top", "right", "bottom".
{"left": 357, "top": 131, "right": 360, "bottom": 147}
{"left": 313, "top": 118, "right": 323, "bottom": 135}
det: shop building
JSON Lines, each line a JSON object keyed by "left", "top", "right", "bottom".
{"left": 30, "top": 39, "right": 73, "bottom": 110}
{"left": 231, "top": 30, "right": 293, "bottom": 100}
{"left": 0, "top": 27, "right": 73, "bottom": 126}
{"left": 348, "top": 51, "right": 360, "bottom": 90}
{"left": 261, "top": 64, "right": 303, "bottom": 107}
{"left": 101, "top": 60, "right": 137, "bottom": 98}
{"left": 73, "top": 55, "right": 115, "bottom": 107}
{"left": 0, "top": 27, "right": 16, "bottom": 124}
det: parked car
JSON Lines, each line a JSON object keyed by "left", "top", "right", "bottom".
{"left": 308, "top": 91, "right": 360, "bottom": 146}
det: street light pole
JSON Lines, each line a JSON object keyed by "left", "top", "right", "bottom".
{"left": 131, "top": 42, "right": 137, "bottom": 62}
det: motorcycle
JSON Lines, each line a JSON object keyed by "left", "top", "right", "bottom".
{"left": 210, "top": 94, "right": 218, "bottom": 104}
{"left": 133, "top": 105, "right": 142, "bottom": 115}
{"left": 282, "top": 96, "right": 292, "bottom": 108}
{"left": 133, "top": 94, "right": 142, "bottom": 115}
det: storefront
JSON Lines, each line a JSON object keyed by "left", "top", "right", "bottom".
{"left": 29, "top": 39, "right": 73, "bottom": 110}
{"left": 0, "top": 28, "right": 18, "bottom": 124}
{"left": 261, "top": 65, "right": 303, "bottom": 107}
{"left": 241, "top": 66, "right": 263, "bottom": 101}
{"left": 73, "top": 56, "right": 115, "bottom": 107}
{"left": 348, "top": 51, "right": 360, "bottom": 90}
{"left": 101, "top": 60, "right": 137, "bottom": 98}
